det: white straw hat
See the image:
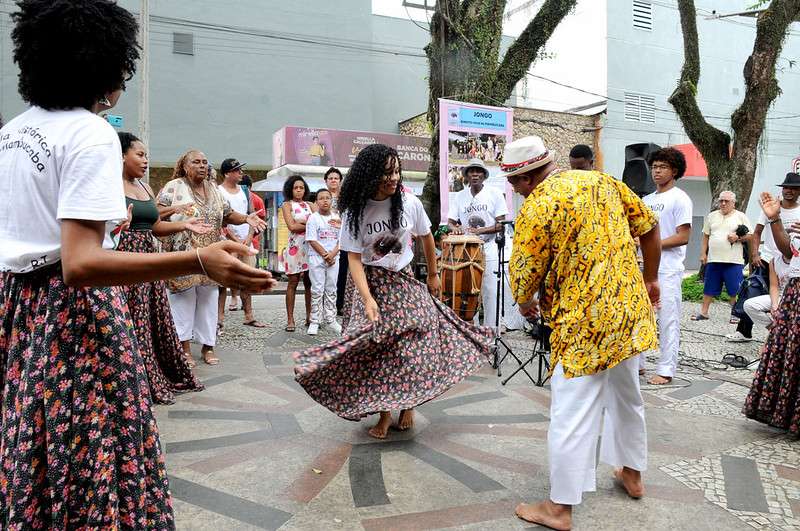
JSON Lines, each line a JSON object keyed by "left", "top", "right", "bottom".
{"left": 500, "top": 136, "right": 555, "bottom": 178}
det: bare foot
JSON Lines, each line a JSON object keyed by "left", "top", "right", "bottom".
{"left": 368, "top": 411, "right": 392, "bottom": 439}
{"left": 647, "top": 374, "right": 672, "bottom": 385}
{"left": 613, "top": 467, "right": 645, "bottom": 499}
{"left": 396, "top": 409, "right": 414, "bottom": 431}
{"left": 515, "top": 500, "right": 572, "bottom": 530}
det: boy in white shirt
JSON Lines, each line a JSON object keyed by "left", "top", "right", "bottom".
{"left": 641, "top": 147, "right": 693, "bottom": 385}
{"left": 305, "top": 189, "right": 342, "bottom": 335}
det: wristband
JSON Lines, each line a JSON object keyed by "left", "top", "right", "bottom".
{"left": 767, "top": 217, "right": 781, "bottom": 225}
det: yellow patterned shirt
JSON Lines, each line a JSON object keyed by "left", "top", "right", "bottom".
{"left": 509, "top": 170, "right": 659, "bottom": 378}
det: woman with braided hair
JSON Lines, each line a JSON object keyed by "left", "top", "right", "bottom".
{"left": 293, "top": 144, "right": 493, "bottom": 439}
{"left": 0, "top": 1, "right": 274, "bottom": 528}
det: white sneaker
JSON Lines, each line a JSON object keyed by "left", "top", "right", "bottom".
{"left": 307, "top": 323, "right": 319, "bottom": 336}
{"left": 725, "top": 331, "right": 752, "bottom": 343}
{"left": 327, "top": 320, "right": 342, "bottom": 335}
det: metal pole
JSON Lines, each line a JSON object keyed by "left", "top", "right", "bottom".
{"left": 138, "top": 0, "right": 150, "bottom": 182}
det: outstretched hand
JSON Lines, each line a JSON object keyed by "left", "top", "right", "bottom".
{"left": 184, "top": 217, "right": 213, "bottom": 235}
{"left": 759, "top": 192, "right": 781, "bottom": 220}
{"left": 197, "top": 241, "right": 275, "bottom": 292}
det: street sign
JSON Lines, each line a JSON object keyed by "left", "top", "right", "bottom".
{"left": 106, "top": 114, "right": 124, "bottom": 128}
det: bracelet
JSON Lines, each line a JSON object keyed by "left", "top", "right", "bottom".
{"left": 195, "top": 248, "right": 209, "bottom": 276}
{"left": 767, "top": 217, "right": 781, "bottom": 225}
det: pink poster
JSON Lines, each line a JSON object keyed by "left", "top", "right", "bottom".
{"left": 438, "top": 99, "right": 514, "bottom": 223}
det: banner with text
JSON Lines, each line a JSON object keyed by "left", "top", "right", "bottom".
{"left": 273, "top": 126, "right": 431, "bottom": 173}
{"left": 438, "top": 99, "right": 514, "bottom": 223}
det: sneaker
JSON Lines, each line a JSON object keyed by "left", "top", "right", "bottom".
{"left": 725, "top": 331, "right": 752, "bottom": 343}
{"left": 307, "top": 323, "right": 319, "bottom": 336}
{"left": 327, "top": 320, "right": 342, "bottom": 335}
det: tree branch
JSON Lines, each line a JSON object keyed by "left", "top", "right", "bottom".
{"left": 493, "top": 0, "right": 577, "bottom": 101}
{"left": 668, "top": 0, "right": 731, "bottom": 160}
{"left": 731, "top": 0, "right": 800, "bottom": 139}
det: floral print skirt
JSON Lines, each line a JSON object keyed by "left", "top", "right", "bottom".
{"left": 0, "top": 265, "right": 174, "bottom": 529}
{"left": 118, "top": 230, "right": 204, "bottom": 404}
{"left": 744, "top": 277, "right": 800, "bottom": 436}
{"left": 293, "top": 266, "right": 493, "bottom": 420}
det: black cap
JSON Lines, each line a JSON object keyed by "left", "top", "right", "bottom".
{"left": 220, "top": 158, "right": 246, "bottom": 175}
{"left": 778, "top": 172, "right": 800, "bottom": 187}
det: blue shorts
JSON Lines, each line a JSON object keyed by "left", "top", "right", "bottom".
{"left": 703, "top": 262, "right": 744, "bottom": 297}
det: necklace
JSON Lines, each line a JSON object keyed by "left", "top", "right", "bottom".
{"left": 185, "top": 178, "right": 208, "bottom": 205}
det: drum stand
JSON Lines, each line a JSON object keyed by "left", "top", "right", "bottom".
{"left": 492, "top": 226, "right": 551, "bottom": 387}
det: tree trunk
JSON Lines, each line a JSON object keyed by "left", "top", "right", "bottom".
{"left": 421, "top": 0, "right": 577, "bottom": 224}
{"left": 670, "top": 0, "right": 800, "bottom": 208}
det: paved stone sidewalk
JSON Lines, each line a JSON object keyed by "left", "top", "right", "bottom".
{"left": 152, "top": 296, "right": 799, "bottom": 530}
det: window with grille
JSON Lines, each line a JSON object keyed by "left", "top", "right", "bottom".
{"left": 624, "top": 92, "right": 656, "bottom": 123}
{"left": 633, "top": 0, "right": 653, "bottom": 31}
{"left": 173, "top": 32, "right": 194, "bottom": 55}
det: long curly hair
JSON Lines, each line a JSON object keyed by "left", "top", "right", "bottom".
{"left": 339, "top": 144, "right": 403, "bottom": 239}
{"left": 11, "top": 0, "right": 140, "bottom": 110}
{"left": 282, "top": 175, "right": 310, "bottom": 202}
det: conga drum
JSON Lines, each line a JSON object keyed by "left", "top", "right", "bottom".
{"left": 438, "top": 234, "right": 485, "bottom": 321}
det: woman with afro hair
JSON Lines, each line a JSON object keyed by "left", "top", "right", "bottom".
{"left": 293, "top": 144, "right": 493, "bottom": 439}
{"left": 0, "top": 1, "right": 274, "bottom": 528}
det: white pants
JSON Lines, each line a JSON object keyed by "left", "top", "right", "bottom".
{"left": 549, "top": 356, "right": 647, "bottom": 505}
{"left": 309, "top": 260, "right": 339, "bottom": 325}
{"left": 640, "top": 270, "right": 682, "bottom": 377}
{"left": 167, "top": 284, "right": 219, "bottom": 346}
{"left": 744, "top": 294, "right": 773, "bottom": 327}
{"left": 481, "top": 257, "right": 499, "bottom": 328}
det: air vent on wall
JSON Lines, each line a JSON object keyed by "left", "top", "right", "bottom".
{"left": 633, "top": 0, "right": 653, "bottom": 31}
{"left": 624, "top": 92, "right": 656, "bottom": 123}
{"left": 173, "top": 32, "right": 194, "bottom": 55}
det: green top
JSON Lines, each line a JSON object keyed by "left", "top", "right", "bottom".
{"left": 125, "top": 196, "right": 160, "bottom": 231}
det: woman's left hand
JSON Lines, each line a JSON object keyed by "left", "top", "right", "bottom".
{"left": 246, "top": 210, "right": 267, "bottom": 233}
{"left": 184, "top": 217, "right": 213, "bottom": 235}
{"left": 426, "top": 273, "right": 441, "bottom": 298}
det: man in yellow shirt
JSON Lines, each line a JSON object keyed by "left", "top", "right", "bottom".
{"left": 504, "top": 136, "right": 661, "bottom": 530}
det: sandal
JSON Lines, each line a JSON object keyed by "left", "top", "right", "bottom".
{"left": 243, "top": 320, "right": 267, "bottom": 328}
{"left": 202, "top": 350, "right": 220, "bottom": 365}
{"left": 729, "top": 316, "right": 740, "bottom": 324}
{"left": 184, "top": 352, "right": 196, "bottom": 369}
{"left": 285, "top": 324, "right": 296, "bottom": 332}
{"left": 690, "top": 314, "right": 709, "bottom": 321}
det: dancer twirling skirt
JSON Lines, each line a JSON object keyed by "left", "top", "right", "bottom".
{"left": 293, "top": 144, "right": 493, "bottom": 439}
{"left": 743, "top": 277, "right": 800, "bottom": 435}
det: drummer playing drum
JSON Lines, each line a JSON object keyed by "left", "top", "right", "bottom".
{"left": 447, "top": 158, "right": 508, "bottom": 327}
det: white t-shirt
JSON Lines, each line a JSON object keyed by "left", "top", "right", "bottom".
{"left": 757, "top": 204, "right": 800, "bottom": 261}
{"left": 305, "top": 211, "right": 341, "bottom": 265}
{"left": 339, "top": 192, "right": 430, "bottom": 272}
{"left": 448, "top": 186, "right": 508, "bottom": 245}
{"left": 643, "top": 186, "right": 693, "bottom": 272}
{"left": 702, "top": 209, "right": 753, "bottom": 265}
{"left": 0, "top": 107, "right": 126, "bottom": 273}
{"left": 218, "top": 184, "right": 250, "bottom": 242}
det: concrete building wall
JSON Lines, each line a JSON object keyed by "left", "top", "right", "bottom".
{"left": 604, "top": 0, "right": 800, "bottom": 226}
{"left": 0, "top": 0, "right": 431, "bottom": 170}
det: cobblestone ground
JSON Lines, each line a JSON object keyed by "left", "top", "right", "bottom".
{"left": 152, "top": 295, "right": 799, "bottom": 530}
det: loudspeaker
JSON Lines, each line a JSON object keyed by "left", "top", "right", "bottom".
{"left": 622, "top": 142, "right": 660, "bottom": 197}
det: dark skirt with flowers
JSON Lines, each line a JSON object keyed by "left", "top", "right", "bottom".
{"left": 117, "top": 230, "right": 203, "bottom": 404}
{"left": 744, "top": 277, "right": 800, "bottom": 436}
{"left": 0, "top": 265, "right": 174, "bottom": 529}
{"left": 293, "top": 266, "right": 493, "bottom": 420}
